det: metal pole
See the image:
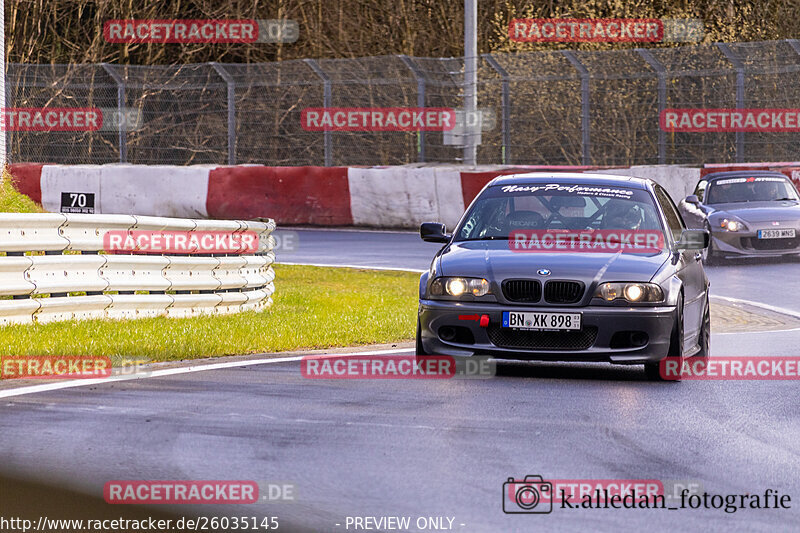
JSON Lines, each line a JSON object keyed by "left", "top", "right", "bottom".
{"left": 305, "top": 59, "right": 332, "bottom": 167}
{"left": 717, "top": 43, "right": 745, "bottom": 163}
{"left": 101, "top": 63, "right": 127, "bottom": 163}
{"left": 637, "top": 49, "right": 667, "bottom": 164}
{"left": 562, "top": 51, "right": 590, "bottom": 165}
{"left": 211, "top": 63, "right": 236, "bottom": 165}
{"left": 463, "top": 0, "right": 477, "bottom": 166}
{"left": 482, "top": 53, "right": 510, "bottom": 164}
{"left": 0, "top": 0, "right": 5, "bottom": 169}
{"left": 399, "top": 55, "right": 426, "bottom": 163}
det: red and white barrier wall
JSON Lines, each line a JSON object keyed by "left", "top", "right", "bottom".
{"left": 9, "top": 162, "right": 797, "bottom": 229}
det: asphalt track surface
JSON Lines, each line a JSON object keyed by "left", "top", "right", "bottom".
{"left": 2, "top": 228, "right": 800, "bottom": 533}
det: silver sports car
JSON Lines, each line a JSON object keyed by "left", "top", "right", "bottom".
{"left": 416, "top": 172, "right": 710, "bottom": 381}
{"left": 678, "top": 170, "right": 800, "bottom": 263}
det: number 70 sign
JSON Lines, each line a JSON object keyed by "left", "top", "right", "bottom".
{"left": 60, "top": 192, "right": 95, "bottom": 214}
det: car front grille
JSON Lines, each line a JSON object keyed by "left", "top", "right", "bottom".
{"left": 487, "top": 325, "right": 598, "bottom": 350}
{"left": 544, "top": 281, "right": 584, "bottom": 304}
{"left": 742, "top": 237, "right": 799, "bottom": 251}
{"left": 502, "top": 279, "right": 542, "bottom": 303}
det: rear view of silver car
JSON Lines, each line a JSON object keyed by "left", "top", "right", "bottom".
{"left": 417, "top": 173, "right": 711, "bottom": 380}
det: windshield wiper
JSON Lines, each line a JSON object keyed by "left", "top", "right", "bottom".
{"left": 774, "top": 197, "right": 797, "bottom": 201}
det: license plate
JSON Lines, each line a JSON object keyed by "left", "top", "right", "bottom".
{"left": 758, "top": 229, "right": 795, "bottom": 239}
{"left": 502, "top": 311, "right": 581, "bottom": 331}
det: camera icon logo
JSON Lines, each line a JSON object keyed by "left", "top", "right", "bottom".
{"left": 502, "top": 475, "right": 553, "bottom": 514}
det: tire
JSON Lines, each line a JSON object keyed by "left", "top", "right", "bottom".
{"left": 701, "top": 223, "right": 716, "bottom": 265}
{"left": 691, "top": 297, "right": 711, "bottom": 362}
{"left": 645, "top": 295, "right": 684, "bottom": 381}
{"left": 416, "top": 318, "right": 431, "bottom": 356}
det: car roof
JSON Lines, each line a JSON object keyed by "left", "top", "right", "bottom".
{"left": 487, "top": 172, "right": 650, "bottom": 190}
{"left": 702, "top": 170, "right": 791, "bottom": 182}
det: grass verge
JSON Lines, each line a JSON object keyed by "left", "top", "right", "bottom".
{"left": 0, "top": 169, "right": 44, "bottom": 213}
{"left": 0, "top": 264, "right": 418, "bottom": 360}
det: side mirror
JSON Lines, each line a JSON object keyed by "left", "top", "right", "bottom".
{"left": 674, "top": 229, "right": 709, "bottom": 250}
{"left": 684, "top": 194, "right": 700, "bottom": 205}
{"left": 420, "top": 222, "right": 450, "bottom": 243}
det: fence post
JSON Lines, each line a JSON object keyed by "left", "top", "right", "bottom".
{"left": 304, "top": 59, "right": 332, "bottom": 167}
{"left": 210, "top": 63, "right": 236, "bottom": 165}
{"left": 399, "top": 55, "right": 426, "bottom": 163}
{"left": 482, "top": 53, "right": 510, "bottom": 165}
{"left": 463, "top": 0, "right": 478, "bottom": 166}
{"left": 717, "top": 43, "right": 745, "bottom": 163}
{"left": 101, "top": 63, "right": 127, "bottom": 163}
{"left": 561, "top": 51, "right": 590, "bottom": 165}
{"left": 637, "top": 49, "right": 667, "bottom": 165}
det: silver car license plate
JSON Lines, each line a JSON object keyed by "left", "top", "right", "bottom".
{"left": 502, "top": 311, "right": 581, "bottom": 331}
{"left": 758, "top": 229, "right": 795, "bottom": 239}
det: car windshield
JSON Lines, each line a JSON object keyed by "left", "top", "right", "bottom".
{"left": 455, "top": 182, "right": 665, "bottom": 243}
{"left": 705, "top": 176, "right": 800, "bottom": 204}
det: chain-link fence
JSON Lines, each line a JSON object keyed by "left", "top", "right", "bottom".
{"left": 8, "top": 39, "right": 800, "bottom": 166}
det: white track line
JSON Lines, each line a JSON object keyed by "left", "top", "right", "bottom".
{"left": 275, "top": 261, "right": 425, "bottom": 273}
{"left": 0, "top": 348, "right": 415, "bottom": 399}
{"left": 710, "top": 295, "right": 800, "bottom": 320}
{"left": 715, "top": 327, "right": 800, "bottom": 335}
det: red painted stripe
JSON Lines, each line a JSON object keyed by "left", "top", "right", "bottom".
{"left": 6, "top": 163, "right": 45, "bottom": 204}
{"left": 772, "top": 167, "right": 800, "bottom": 190}
{"left": 699, "top": 165, "right": 772, "bottom": 178}
{"left": 704, "top": 161, "right": 800, "bottom": 168}
{"left": 459, "top": 166, "right": 615, "bottom": 208}
{"left": 206, "top": 165, "right": 353, "bottom": 225}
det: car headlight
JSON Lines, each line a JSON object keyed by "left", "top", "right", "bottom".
{"left": 594, "top": 282, "right": 664, "bottom": 303}
{"left": 430, "top": 277, "right": 491, "bottom": 297}
{"left": 721, "top": 218, "right": 746, "bottom": 232}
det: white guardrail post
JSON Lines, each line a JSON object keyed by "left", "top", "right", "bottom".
{"left": 0, "top": 214, "right": 276, "bottom": 325}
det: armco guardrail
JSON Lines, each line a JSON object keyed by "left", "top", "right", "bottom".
{"left": 0, "top": 213, "right": 276, "bottom": 325}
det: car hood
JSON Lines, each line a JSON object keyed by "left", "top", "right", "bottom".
{"left": 710, "top": 201, "right": 800, "bottom": 223}
{"left": 439, "top": 241, "right": 669, "bottom": 284}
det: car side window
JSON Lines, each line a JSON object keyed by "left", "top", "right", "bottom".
{"left": 694, "top": 180, "right": 708, "bottom": 202}
{"left": 654, "top": 186, "right": 685, "bottom": 242}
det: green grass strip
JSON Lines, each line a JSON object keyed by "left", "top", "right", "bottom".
{"left": 0, "top": 265, "right": 418, "bottom": 360}
{"left": 0, "top": 169, "right": 44, "bottom": 213}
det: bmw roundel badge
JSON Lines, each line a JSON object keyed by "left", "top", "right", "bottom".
{"left": 537, "top": 268, "right": 551, "bottom": 276}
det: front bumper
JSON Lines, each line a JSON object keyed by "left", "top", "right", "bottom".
{"left": 419, "top": 299, "right": 677, "bottom": 364}
{"left": 712, "top": 228, "right": 800, "bottom": 258}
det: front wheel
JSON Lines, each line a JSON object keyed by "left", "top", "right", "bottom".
{"left": 691, "top": 297, "right": 711, "bottom": 361}
{"left": 701, "top": 224, "right": 716, "bottom": 265}
{"left": 416, "top": 318, "right": 430, "bottom": 356}
{"left": 645, "top": 295, "right": 684, "bottom": 381}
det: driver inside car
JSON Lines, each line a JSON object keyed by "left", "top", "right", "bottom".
{"left": 602, "top": 199, "right": 645, "bottom": 230}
